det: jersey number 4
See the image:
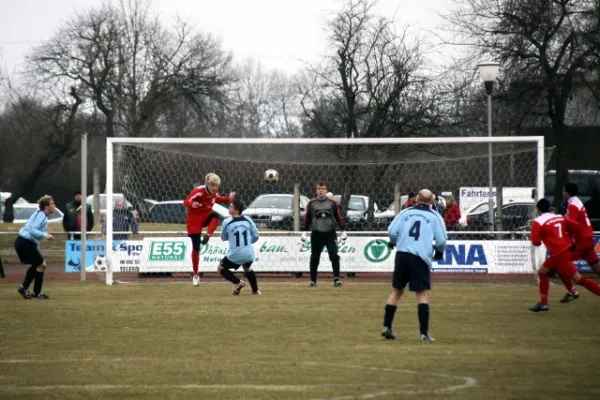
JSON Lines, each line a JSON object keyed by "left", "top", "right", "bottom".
{"left": 409, "top": 221, "right": 421, "bottom": 241}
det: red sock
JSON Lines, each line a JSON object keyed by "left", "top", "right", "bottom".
{"left": 192, "top": 249, "right": 199, "bottom": 275}
{"left": 206, "top": 217, "right": 219, "bottom": 237}
{"left": 559, "top": 273, "right": 578, "bottom": 294}
{"left": 538, "top": 271, "right": 549, "bottom": 305}
{"left": 577, "top": 276, "right": 600, "bottom": 296}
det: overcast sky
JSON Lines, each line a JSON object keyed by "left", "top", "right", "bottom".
{"left": 0, "top": 0, "right": 454, "bottom": 77}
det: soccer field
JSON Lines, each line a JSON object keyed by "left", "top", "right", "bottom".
{"left": 0, "top": 281, "right": 598, "bottom": 400}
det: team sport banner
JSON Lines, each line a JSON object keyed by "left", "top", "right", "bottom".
{"left": 65, "top": 237, "right": 541, "bottom": 274}
{"left": 65, "top": 240, "right": 142, "bottom": 273}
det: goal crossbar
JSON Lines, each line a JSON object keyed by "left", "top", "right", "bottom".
{"left": 107, "top": 136, "right": 545, "bottom": 145}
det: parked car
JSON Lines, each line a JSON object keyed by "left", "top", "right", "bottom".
{"left": 147, "top": 201, "right": 229, "bottom": 224}
{"left": 333, "top": 195, "right": 380, "bottom": 230}
{"left": 86, "top": 193, "right": 139, "bottom": 222}
{"left": 11, "top": 203, "right": 64, "bottom": 224}
{"left": 544, "top": 169, "right": 600, "bottom": 213}
{"left": 1, "top": 192, "right": 31, "bottom": 222}
{"left": 1, "top": 192, "right": 29, "bottom": 206}
{"left": 242, "top": 194, "right": 310, "bottom": 230}
{"left": 461, "top": 200, "right": 534, "bottom": 232}
{"left": 374, "top": 203, "right": 397, "bottom": 228}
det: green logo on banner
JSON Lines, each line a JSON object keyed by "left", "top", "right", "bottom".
{"left": 149, "top": 241, "right": 186, "bottom": 261}
{"left": 364, "top": 240, "right": 392, "bottom": 263}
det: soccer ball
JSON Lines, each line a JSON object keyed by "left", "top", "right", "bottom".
{"left": 93, "top": 255, "right": 106, "bottom": 272}
{"left": 264, "top": 169, "right": 279, "bottom": 183}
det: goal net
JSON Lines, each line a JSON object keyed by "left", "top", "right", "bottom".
{"left": 94, "top": 137, "right": 551, "bottom": 285}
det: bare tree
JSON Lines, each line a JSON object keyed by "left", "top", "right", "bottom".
{"left": 299, "top": 0, "right": 429, "bottom": 140}
{"left": 0, "top": 82, "right": 83, "bottom": 222}
{"left": 297, "top": 0, "right": 432, "bottom": 222}
{"left": 229, "top": 59, "right": 303, "bottom": 138}
{"left": 26, "top": 0, "right": 235, "bottom": 138}
{"left": 445, "top": 0, "right": 600, "bottom": 206}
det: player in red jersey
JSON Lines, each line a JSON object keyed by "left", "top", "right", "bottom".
{"left": 529, "top": 199, "right": 600, "bottom": 312}
{"left": 183, "top": 173, "right": 235, "bottom": 287}
{"left": 555, "top": 183, "right": 600, "bottom": 303}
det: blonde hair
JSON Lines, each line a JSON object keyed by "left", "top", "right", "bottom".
{"left": 37, "top": 195, "right": 54, "bottom": 210}
{"left": 205, "top": 173, "right": 221, "bottom": 187}
{"left": 446, "top": 195, "right": 457, "bottom": 206}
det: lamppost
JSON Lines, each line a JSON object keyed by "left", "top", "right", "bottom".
{"left": 477, "top": 61, "right": 500, "bottom": 231}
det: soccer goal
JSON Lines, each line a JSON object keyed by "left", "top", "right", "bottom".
{"left": 96, "top": 136, "right": 550, "bottom": 285}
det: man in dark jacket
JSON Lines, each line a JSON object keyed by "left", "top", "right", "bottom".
{"left": 63, "top": 191, "right": 94, "bottom": 240}
{"left": 102, "top": 200, "right": 138, "bottom": 240}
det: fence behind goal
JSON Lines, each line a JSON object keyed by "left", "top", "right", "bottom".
{"left": 93, "top": 137, "right": 549, "bottom": 285}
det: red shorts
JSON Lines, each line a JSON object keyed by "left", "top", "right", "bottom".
{"left": 570, "top": 237, "right": 599, "bottom": 265}
{"left": 186, "top": 214, "right": 215, "bottom": 235}
{"left": 543, "top": 251, "right": 578, "bottom": 278}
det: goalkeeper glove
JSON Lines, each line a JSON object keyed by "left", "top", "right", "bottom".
{"left": 433, "top": 250, "right": 444, "bottom": 261}
{"left": 300, "top": 232, "right": 309, "bottom": 243}
{"left": 340, "top": 231, "right": 347, "bottom": 243}
{"left": 387, "top": 241, "right": 396, "bottom": 249}
{"left": 201, "top": 234, "right": 211, "bottom": 245}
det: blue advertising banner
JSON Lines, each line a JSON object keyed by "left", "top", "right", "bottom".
{"left": 65, "top": 240, "right": 122, "bottom": 272}
{"left": 573, "top": 235, "right": 600, "bottom": 273}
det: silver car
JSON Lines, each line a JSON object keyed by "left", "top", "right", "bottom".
{"left": 242, "top": 194, "right": 310, "bottom": 230}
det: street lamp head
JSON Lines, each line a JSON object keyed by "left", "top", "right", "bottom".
{"left": 477, "top": 61, "right": 500, "bottom": 83}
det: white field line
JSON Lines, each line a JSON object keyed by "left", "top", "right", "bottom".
{"left": 0, "top": 360, "right": 478, "bottom": 399}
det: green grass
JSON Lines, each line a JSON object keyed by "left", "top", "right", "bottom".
{"left": 0, "top": 282, "right": 598, "bottom": 400}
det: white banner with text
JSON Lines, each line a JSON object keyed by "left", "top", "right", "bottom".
{"left": 66, "top": 237, "right": 536, "bottom": 274}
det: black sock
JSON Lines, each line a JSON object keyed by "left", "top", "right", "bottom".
{"left": 309, "top": 255, "right": 319, "bottom": 283}
{"left": 331, "top": 259, "right": 340, "bottom": 280}
{"left": 383, "top": 304, "right": 397, "bottom": 329}
{"left": 418, "top": 303, "right": 429, "bottom": 336}
{"left": 245, "top": 271, "right": 259, "bottom": 292}
{"left": 22, "top": 266, "right": 36, "bottom": 290}
{"left": 220, "top": 268, "right": 240, "bottom": 284}
{"left": 33, "top": 271, "right": 44, "bottom": 295}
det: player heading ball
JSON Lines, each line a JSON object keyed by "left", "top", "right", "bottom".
{"left": 183, "top": 173, "right": 236, "bottom": 287}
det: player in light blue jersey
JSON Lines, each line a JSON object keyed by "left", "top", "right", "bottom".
{"left": 218, "top": 198, "right": 261, "bottom": 295}
{"left": 14, "top": 195, "right": 56, "bottom": 300}
{"left": 381, "top": 189, "right": 447, "bottom": 342}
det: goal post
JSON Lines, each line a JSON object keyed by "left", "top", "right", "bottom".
{"left": 102, "top": 136, "right": 547, "bottom": 285}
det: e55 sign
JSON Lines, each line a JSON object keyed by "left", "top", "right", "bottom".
{"left": 149, "top": 241, "right": 186, "bottom": 261}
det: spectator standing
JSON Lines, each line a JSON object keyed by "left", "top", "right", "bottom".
{"left": 432, "top": 194, "right": 446, "bottom": 216}
{"left": 102, "top": 200, "right": 139, "bottom": 240}
{"left": 63, "top": 191, "right": 94, "bottom": 240}
{"left": 443, "top": 195, "right": 461, "bottom": 230}
{"left": 402, "top": 192, "right": 418, "bottom": 210}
